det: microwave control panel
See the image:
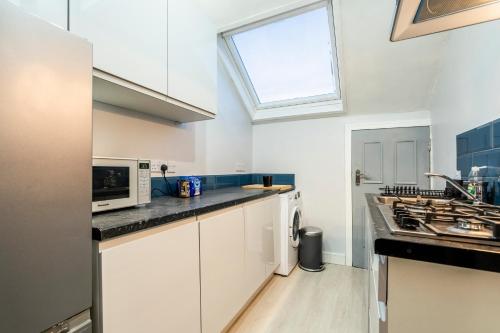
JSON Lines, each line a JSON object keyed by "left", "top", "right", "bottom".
{"left": 138, "top": 160, "right": 151, "bottom": 205}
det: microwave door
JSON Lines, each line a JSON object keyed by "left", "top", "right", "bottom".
{"left": 92, "top": 166, "right": 130, "bottom": 202}
{"left": 92, "top": 159, "right": 138, "bottom": 212}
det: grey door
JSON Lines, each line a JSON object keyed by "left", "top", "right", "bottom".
{"left": 0, "top": 3, "right": 92, "bottom": 333}
{"left": 352, "top": 127, "right": 430, "bottom": 268}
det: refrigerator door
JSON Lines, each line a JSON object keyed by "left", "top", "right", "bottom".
{"left": 0, "top": 2, "right": 93, "bottom": 333}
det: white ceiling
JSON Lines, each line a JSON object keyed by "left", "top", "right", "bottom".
{"left": 199, "top": 0, "right": 449, "bottom": 115}
{"left": 195, "top": 0, "right": 309, "bottom": 31}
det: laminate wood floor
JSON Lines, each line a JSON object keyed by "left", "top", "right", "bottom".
{"left": 228, "top": 264, "right": 368, "bottom": 333}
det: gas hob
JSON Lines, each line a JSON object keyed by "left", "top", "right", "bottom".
{"left": 377, "top": 196, "right": 500, "bottom": 245}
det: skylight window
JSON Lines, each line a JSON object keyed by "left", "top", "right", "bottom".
{"left": 223, "top": 1, "right": 341, "bottom": 110}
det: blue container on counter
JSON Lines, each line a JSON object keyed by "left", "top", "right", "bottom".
{"left": 177, "top": 176, "right": 202, "bottom": 198}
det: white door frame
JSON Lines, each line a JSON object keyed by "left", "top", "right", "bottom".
{"left": 344, "top": 119, "right": 432, "bottom": 266}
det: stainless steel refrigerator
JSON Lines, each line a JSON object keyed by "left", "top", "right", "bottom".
{"left": 0, "top": 2, "right": 93, "bottom": 332}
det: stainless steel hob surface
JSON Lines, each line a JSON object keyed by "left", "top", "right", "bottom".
{"left": 376, "top": 196, "right": 500, "bottom": 246}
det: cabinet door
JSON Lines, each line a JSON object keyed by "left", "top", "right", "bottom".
{"left": 70, "top": 0, "right": 167, "bottom": 93}
{"left": 366, "top": 204, "right": 380, "bottom": 333}
{"left": 199, "top": 207, "right": 246, "bottom": 333}
{"left": 8, "top": 0, "right": 67, "bottom": 29}
{"left": 168, "top": 0, "right": 217, "bottom": 113}
{"left": 243, "top": 197, "right": 276, "bottom": 299}
{"left": 268, "top": 196, "right": 281, "bottom": 275}
{"left": 99, "top": 221, "right": 200, "bottom": 333}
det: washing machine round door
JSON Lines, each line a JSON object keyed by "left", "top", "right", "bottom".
{"left": 290, "top": 208, "right": 302, "bottom": 248}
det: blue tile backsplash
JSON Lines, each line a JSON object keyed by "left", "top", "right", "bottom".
{"left": 494, "top": 119, "right": 500, "bottom": 148}
{"left": 151, "top": 173, "right": 295, "bottom": 198}
{"left": 456, "top": 118, "right": 500, "bottom": 204}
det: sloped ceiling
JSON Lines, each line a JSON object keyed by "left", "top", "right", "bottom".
{"left": 199, "top": 0, "right": 448, "bottom": 115}
{"left": 195, "top": 0, "right": 304, "bottom": 31}
{"left": 338, "top": 0, "right": 447, "bottom": 115}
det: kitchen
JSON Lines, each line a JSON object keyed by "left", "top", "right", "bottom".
{"left": 1, "top": 0, "right": 500, "bottom": 332}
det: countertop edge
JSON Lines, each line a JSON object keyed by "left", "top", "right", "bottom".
{"left": 93, "top": 189, "right": 279, "bottom": 241}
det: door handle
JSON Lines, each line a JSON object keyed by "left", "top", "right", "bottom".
{"left": 355, "top": 169, "right": 366, "bottom": 186}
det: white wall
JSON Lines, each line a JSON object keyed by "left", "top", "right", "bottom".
{"left": 338, "top": 0, "right": 446, "bottom": 116}
{"left": 93, "top": 62, "right": 253, "bottom": 176}
{"left": 429, "top": 20, "right": 500, "bottom": 178}
{"left": 205, "top": 64, "right": 253, "bottom": 174}
{"left": 253, "top": 111, "right": 430, "bottom": 263}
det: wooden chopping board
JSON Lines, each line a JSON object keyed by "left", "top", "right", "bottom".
{"left": 241, "top": 184, "right": 293, "bottom": 191}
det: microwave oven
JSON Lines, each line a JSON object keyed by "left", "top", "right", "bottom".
{"left": 92, "top": 157, "right": 151, "bottom": 213}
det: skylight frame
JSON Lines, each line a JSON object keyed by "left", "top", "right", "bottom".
{"left": 222, "top": 1, "right": 342, "bottom": 111}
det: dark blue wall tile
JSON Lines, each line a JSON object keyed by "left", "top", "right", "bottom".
{"left": 456, "top": 132, "right": 470, "bottom": 156}
{"left": 494, "top": 119, "right": 500, "bottom": 148}
{"left": 250, "top": 173, "right": 295, "bottom": 185}
{"left": 253, "top": 174, "right": 269, "bottom": 184}
{"left": 469, "top": 123, "right": 492, "bottom": 153}
{"left": 252, "top": 174, "right": 262, "bottom": 184}
{"left": 152, "top": 173, "right": 295, "bottom": 197}
{"left": 470, "top": 149, "right": 500, "bottom": 177}
{"left": 200, "top": 176, "right": 213, "bottom": 191}
{"left": 480, "top": 177, "right": 500, "bottom": 205}
{"left": 495, "top": 180, "right": 500, "bottom": 205}
{"left": 151, "top": 176, "right": 178, "bottom": 197}
{"left": 472, "top": 151, "right": 489, "bottom": 168}
{"left": 272, "top": 174, "right": 286, "bottom": 185}
{"left": 488, "top": 149, "right": 500, "bottom": 176}
{"left": 239, "top": 174, "right": 252, "bottom": 186}
{"left": 204, "top": 175, "right": 216, "bottom": 191}
{"left": 457, "top": 153, "right": 472, "bottom": 178}
{"left": 151, "top": 177, "right": 164, "bottom": 197}
{"left": 215, "top": 175, "right": 240, "bottom": 188}
{"left": 272, "top": 174, "right": 295, "bottom": 185}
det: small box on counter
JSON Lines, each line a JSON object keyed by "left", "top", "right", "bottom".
{"left": 177, "top": 176, "right": 202, "bottom": 198}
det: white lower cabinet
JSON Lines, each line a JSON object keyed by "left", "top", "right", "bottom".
{"left": 365, "top": 205, "right": 380, "bottom": 333}
{"left": 243, "top": 197, "right": 278, "bottom": 299}
{"left": 96, "top": 218, "right": 200, "bottom": 333}
{"left": 199, "top": 207, "right": 247, "bottom": 333}
{"left": 199, "top": 196, "right": 279, "bottom": 333}
{"left": 95, "top": 195, "right": 279, "bottom": 333}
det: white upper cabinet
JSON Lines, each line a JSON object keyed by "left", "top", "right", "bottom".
{"left": 168, "top": 0, "right": 218, "bottom": 114}
{"left": 8, "top": 0, "right": 67, "bottom": 29}
{"left": 68, "top": 0, "right": 216, "bottom": 121}
{"left": 69, "top": 0, "right": 167, "bottom": 94}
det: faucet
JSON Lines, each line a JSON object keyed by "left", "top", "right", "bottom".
{"left": 424, "top": 172, "right": 478, "bottom": 202}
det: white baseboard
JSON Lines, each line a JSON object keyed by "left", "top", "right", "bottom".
{"left": 323, "top": 251, "right": 346, "bottom": 265}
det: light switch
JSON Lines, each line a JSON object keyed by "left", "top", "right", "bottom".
{"left": 167, "top": 160, "right": 176, "bottom": 173}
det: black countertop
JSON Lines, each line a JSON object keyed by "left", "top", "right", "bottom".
{"left": 365, "top": 193, "right": 500, "bottom": 273}
{"left": 92, "top": 187, "right": 289, "bottom": 241}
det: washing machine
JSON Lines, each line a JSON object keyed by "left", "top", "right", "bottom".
{"left": 275, "top": 190, "right": 303, "bottom": 276}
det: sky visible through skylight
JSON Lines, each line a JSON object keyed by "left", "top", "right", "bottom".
{"left": 232, "top": 6, "right": 336, "bottom": 104}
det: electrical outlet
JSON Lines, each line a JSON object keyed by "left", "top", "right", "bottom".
{"left": 151, "top": 160, "right": 167, "bottom": 173}
{"left": 166, "top": 160, "right": 176, "bottom": 173}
